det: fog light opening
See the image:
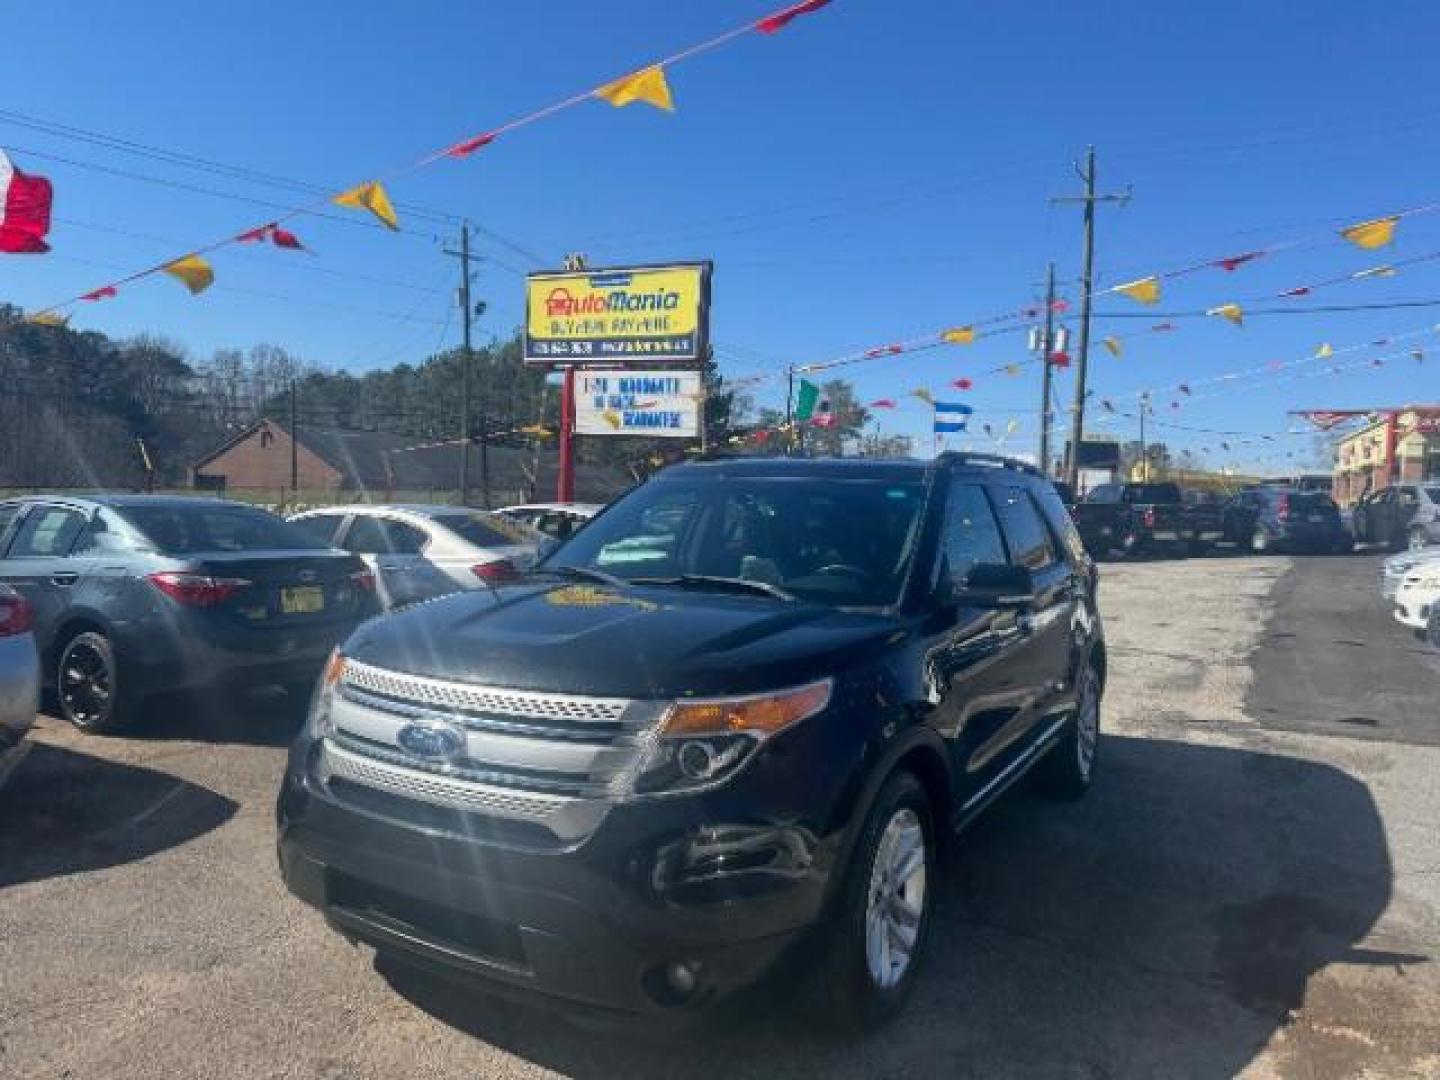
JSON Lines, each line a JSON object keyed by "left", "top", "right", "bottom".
{"left": 642, "top": 959, "right": 704, "bottom": 1007}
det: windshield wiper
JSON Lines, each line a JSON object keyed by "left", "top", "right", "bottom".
{"left": 631, "top": 574, "right": 798, "bottom": 602}
{"left": 529, "top": 564, "right": 628, "bottom": 588}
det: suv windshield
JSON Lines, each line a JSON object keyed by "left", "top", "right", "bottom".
{"left": 545, "top": 474, "right": 928, "bottom": 608}
{"left": 119, "top": 504, "right": 324, "bottom": 554}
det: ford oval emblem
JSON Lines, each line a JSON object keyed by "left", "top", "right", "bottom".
{"left": 396, "top": 720, "right": 466, "bottom": 761}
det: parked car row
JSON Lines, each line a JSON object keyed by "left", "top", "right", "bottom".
{"left": 1351, "top": 483, "right": 1440, "bottom": 552}
{"left": 1068, "top": 481, "right": 1350, "bottom": 558}
{"left": 1382, "top": 543, "right": 1440, "bottom": 648}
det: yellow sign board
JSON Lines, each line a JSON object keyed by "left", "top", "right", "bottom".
{"left": 524, "top": 263, "right": 711, "bottom": 366}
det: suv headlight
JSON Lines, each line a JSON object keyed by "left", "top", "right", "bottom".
{"left": 305, "top": 650, "right": 347, "bottom": 739}
{"left": 632, "top": 679, "right": 833, "bottom": 796}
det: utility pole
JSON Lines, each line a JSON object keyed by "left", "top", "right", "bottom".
{"left": 446, "top": 223, "right": 490, "bottom": 507}
{"left": 1138, "top": 396, "right": 1148, "bottom": 482}
{"left": 1052, "top": 146, "right": 1130, "bottom": 488}
{"left": 289, "top": 378, "right": 299, "bottom": 497}
{"left": 1035, "top": 262, "right": 1057, "bottom": 476}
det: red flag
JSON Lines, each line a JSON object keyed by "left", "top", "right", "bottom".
{"left": 80, "top": 286, "right": 117, "bottom": 302}
{"left": 236, "top": 226, "right": 269, "bottom": 243}
{"left": 271, "top": 226, "right": 304, "bottom": 250}
{"left": 1278, "top": 286, "right": 1311, "bottom": 298}
{"left": 446, "top": 132, "right": 497, "bottom": 158}
{"left": 1050, "top": 299, "right": 1070, "bottom": 313}
{"left": 0, "top": 150, "right": 53, "bottom": 254}
{"left": 868, "top": 398, "right": 897, "bottom": 409}
{"left": 1215, "top": 251, "right": 1263, "bottom": 272}
{"left": 756, "top": 0, "right": 831, "bottom": 34}
{"left": 1049, "top": 351, "right": 1071, "bottom": 368}
{"left": 952, "top": 378, "right": 973, "bottom": 391}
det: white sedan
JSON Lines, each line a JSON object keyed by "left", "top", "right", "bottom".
{"left": 1393, "top": 566, "right": 1440, "bottom": 635}
{"left": 288, "top": 505, "right": 539, "bottom": 610}
{"left": 0, "top": 584, "right": 40, "bottom": 790}
{"left": 494, "top": 502, "right": 603, "bottom": 542}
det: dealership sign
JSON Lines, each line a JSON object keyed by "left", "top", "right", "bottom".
{"left": 524, "top": 263, "right": 711, "bottom": 365}
{"left": 574, "top": 371, "right": 701, "bottom": 438}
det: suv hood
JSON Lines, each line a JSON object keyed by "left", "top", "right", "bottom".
{"left": 342, "top": 581, "right": 901, "bottom": 698}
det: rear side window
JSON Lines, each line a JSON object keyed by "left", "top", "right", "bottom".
{"left": 120, "top": 504, "right": 323, "bottom": 553}
{"left": 289, "top": 514, "right": 346, "bottom": 546}
{"left": 1087, "top": 484, "right": 1121, "bottom": 504}
{"left": 433, "top": 513, "right": 533, "bottom": 548}
{"left": 344, "top": 516, "right": 428, "bottom": 555}
{"left": 994, "top": 488, "right": 1057, "bottom": 571}
{"left": 7, "top": 506, "right": 89, "bottom": 557}
{"left": 942, "top": 483, "right": 1008, "bottom": 587}
{"left": 1032, "top": 483, "right": 1087, "bottom": 563}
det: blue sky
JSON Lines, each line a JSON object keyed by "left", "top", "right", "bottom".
{"left": 3, "top": 1, "right": 1439, "bottom": 472}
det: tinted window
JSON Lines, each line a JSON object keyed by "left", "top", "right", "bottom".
{"left": 1087, "top": 484, "right": 1121, "bottom": 504}
{"left": 552, "top": 476, "right": 927, "bottom": 608}
{"left": 1033, "top": 482, "right": 1087, "bottom": 563}
{"left": 120, "top": 504, "right": 323, "bottom": 554}
{"left": 72, "top": 509, "right": 142, "bottom": 555}
{"left": 344, "top": 516, "right": 428, "bottom": 555}
{"left": 432, "top": 512, "right": 533, "bottom": 548}
{"left": 7, "top": 506, "right": 89, "bottom": 557}
{"left": 1124, "top": 483, "right": 1183, "bottom": 504}
{"left": 0, "top": 504, "right": 21, "bottom": 549}
{"left": 1424, "top": 486, "right": 1440, "bottom": 504}
{"left": 288, "top": 514, "right": 346, "bottom": 546}
{"left": 942, "top": 483, "right": 1008, "bottom": 587}
{"left": 994, "top": 488, "right": 1057, "bottom": 571}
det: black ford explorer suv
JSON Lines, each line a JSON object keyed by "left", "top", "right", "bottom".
{"left": 277, "top": 454, "right": 1106, "bottom": 1028}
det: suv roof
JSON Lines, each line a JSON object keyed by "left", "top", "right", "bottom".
{"left": 673, "top": 453, "right": 1044, "bottom": 482}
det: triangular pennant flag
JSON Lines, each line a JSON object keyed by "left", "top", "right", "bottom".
{"left": 1115, "top": 276, "right": 1160, "bottom": 305}
{"left": 1341, "top": 215, "right": 1399, "bottom": 250}
{"left": 868, "top": 398, "right": 897, "bottom": 409}
{"left": 445, "top": 132, "right": 497, "bottom": 158}
{"left": 942, "top": 326, "right": 976, "bottom": 345}
{"left": 236, "top": 226, "right": 269, "bottom": 243}
{"left": 1352, "top": 265, "right": 1396, "bottom": 279}
{"left": 594, "top": 65, "right": 674, "bottom": 111}
{"left": 952, "top": 378, "right": 973, "bottom": 391}
{"left": 163, "top": 254, "right": 214, "bottom": 295}
{"left": 1049, "top": 351, "right": 1071, "bottom": 368}
{"left": 1215, "top": 251, "right": 1263, "bottom": 272}
{"left": 1278, "top": 285, "right": 1312, "bottom": 298}
{"left": 1005, "top": 419, "right": 1019, "bottom": 436}
{"left": 911, "top": 387, "right": 935, "bottom": 406}
{"left": 23, "top": 310, "right": 69, "bottom": 326}
{"left": 1206, "top": 302, "right": 1244, "bottom": 326}
{"left": 756, "top": 0, "right": 831, "bottom": 34}
{"left": 1004, "top": 364, "right": 1022, "bottom": 376}
{"left": 1151, "top": 322, "right": 1176, "bottom": 332}
{"left": 1315, "top": 343, "right": 1333, "bottom": 359}
{"left": 271, "top": 226, "right": 305, "bottom": 251}
{"left": 1179, "top": 384, "right": 1192, "bottom": 395}
{"left": 333, "top": 181, "right": 399, "bottom": 230}
{"left": 80, "top": 286, "right": 117, "bottom": 302}
{"left": 1101, "top": 399, "right": 1114, "bottom": 412}
{"left": 1102, "top": 336, "right": 1122, "bottom": 358}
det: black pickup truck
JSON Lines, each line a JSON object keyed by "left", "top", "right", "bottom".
{"left": 1071, "top": 481, "right": 1208, "bottom": 557}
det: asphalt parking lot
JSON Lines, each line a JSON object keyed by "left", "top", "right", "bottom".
{"left": 1, "top": 553, "right": 1437, "bottom": 1079}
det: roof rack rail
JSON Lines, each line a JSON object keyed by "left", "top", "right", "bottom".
{"left": 936, "top": 451, "right": 1045, "bottom": 478}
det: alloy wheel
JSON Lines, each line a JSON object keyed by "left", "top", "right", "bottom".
{"left": 61, "top": 640, "right": 113, "bottom": 727}
{"left": 864, "top": 807, "right": 927, "bottom": 990}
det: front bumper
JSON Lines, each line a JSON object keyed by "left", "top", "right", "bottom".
{"left": 276, "top": 734, "right": 839, "bottom": 1016}
{"left": 1394, "top": 598, "right": 1432, "bottom": 630}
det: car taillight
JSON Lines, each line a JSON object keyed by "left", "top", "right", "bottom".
{"left": 147, "top": 571, "right": 251, "bottom": 607}
{"left": 1276, "top": 495, "right": 1290, "bottom": 522}
{"left": 472, "top": 559, "right": 518, "bottom": 583}
{"left": 349, "top": 568, "right": 376, "bottom": 592}
{"left": 1142, "top": 508, "right": 1156, "bottom": 528}
{"left": 0, "top": 594, "right": 33, "bottom": 637}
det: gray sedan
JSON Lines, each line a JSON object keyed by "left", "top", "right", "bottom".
{"left": 0, "top": 584, "right": 40, "bottom": 788}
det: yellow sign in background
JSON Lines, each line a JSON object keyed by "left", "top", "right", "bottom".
{"left": 524, "top": 263, "right": 710, "bottom": 365}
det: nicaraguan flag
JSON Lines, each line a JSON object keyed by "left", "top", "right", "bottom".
{"left": 933, "top": 401, "right": 973, "bottom": 433}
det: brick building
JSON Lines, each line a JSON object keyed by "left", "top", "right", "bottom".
{"left": 1332, "top": 407, "right": 1440, "bottom": 506}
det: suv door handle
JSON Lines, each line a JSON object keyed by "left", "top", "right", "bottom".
{"left": 378, "top": 564, "right": 402, "bottom": 571}
{"left": 50, "top": 571, "right": 79, "bottom": 586}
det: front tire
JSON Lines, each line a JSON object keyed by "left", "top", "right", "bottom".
{"left": 813, "top": 771, "right": 935, "bottom": 1030}
{"left": 1039, "top": 662, "right": 1101, "bottom": 800}
{"left": 56, "top": 631, "right": 138, "bottom": 733}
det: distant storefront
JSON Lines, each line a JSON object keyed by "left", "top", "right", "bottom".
{"left": 1333, "top": 408, "right": 1440, "bottom": 506}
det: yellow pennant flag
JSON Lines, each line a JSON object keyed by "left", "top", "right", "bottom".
{"left": 1341, "top": 215, "right": 1399, "bottom": 250}
{"left": 1115, "top": 276, "right": 1161, "bottom": 305}
{"left": 911, "top": 387, "right": 935, "bottom": 406}
{"left": 1206, "top": 302, "right": 1244, "bottom": 327}
{"left": 941, "top": 326, "right": 976, "bottom": 345}
{"left": 1353, "top": 265, "right": 1396, "bottom": 279}
{"left": 1315, "top": 342, "right": 1333, "bottom": 359}
{"left": 1102, "top": 336, "right": 1123, "bottom": 358}
{"left": 164, "top": 254, "right": 215, "bottom": 295}
{"left": 24, "top": 310, "right": 70, "bottom": 327}
{"left": 333, "top": 181, "right": 399, "bottom": 231}
{"left": 594, "top": 65, "right": 674, "bottom": 111}
{"left": 1004, "top": 363, "right": 1022, "bottom": 376}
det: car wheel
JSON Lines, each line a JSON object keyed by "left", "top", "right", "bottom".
{"left": 1409, "top": 527, "right": 1430, "bottom": 552}
{"left": 813, "top": 771, "right": 935, "bottom": 1030}
{"left": 1039, "top": 661, "right": 1101, "bottom": 800}
{"left": 1250, "top": 527, "right": 1271, "bottom": 554}
{"left": 56, "top": 631, "right": 137, "bottom": 733}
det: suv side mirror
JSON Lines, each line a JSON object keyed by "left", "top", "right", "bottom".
{"left": 962, "top": 562, "right": 1035, "bottom": 608}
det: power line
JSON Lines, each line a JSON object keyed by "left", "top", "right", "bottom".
{"left": 1096, "top": 297, "right": 1440, "bottom": 318}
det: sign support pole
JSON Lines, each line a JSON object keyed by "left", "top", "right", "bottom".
{"left": 558, "top": 366, "right": 576, "bottom": 503}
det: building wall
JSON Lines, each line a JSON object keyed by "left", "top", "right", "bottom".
{"left": 192, "top": 421, "right": 341, "bottom": 492}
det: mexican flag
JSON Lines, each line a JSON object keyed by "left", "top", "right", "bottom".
{"left": 794, "top": 379, "right": 820, "bottom": 421}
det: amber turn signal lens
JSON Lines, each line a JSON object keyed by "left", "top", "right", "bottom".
{"left": 662, "top": 680, "right": 832, "bottom": 738}
{"left": 321, "top": 650, "right": 347, "bottom": 689}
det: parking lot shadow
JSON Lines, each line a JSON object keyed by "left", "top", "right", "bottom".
{"left": 0, "top": 743, "right": 238, "bottom": 889}
{"left": 375, "top": 735, "right": 1398, "bottom": 1079}
{"left": 132, "top": 684, "right": 311, "bottom": 748}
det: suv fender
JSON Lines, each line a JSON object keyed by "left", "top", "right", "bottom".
{"left": 819, "top": 721, "right": 952, "bottom": 913}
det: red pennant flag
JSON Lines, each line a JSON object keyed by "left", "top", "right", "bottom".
{"left": 952, "top": 378, "right": 973, "bottom": 391}
{"left": 1049, "top": 351, "right": 1071, "bottom": 368}
{"left": 868, "top": 398, "right": 897, "bottom": 409}
{"left": 0, "top": 150, "right": 54, "bottom": 254}
{"left": 1050, "top": 299, "right": 1070, "bottom": 313}
{"left": 80, "top": 286, "right": 117, "bottom": 302}
{"left": 1215, "top": 251, "right": 1263, "bottom": 272}
{"left": 236, "top": 226, "right": 269, "bottom": 243}
{"left": 1278, "top": 286, "right": 1311, "bottom": 298}
{"left": 271, "top": 226, "right": 304, "bottom": 250}
{"left": 756, "top": 0, "right": 831, "bottom": 35}
{"left": 446, "top": 132, "right": 497, "bottom": 158}
{"left": 864, "top": 347, "right": 886, "bottom": 359}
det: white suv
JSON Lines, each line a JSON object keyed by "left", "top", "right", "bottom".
{"left": 1394, "top": 565, "right": 1440, "bottom": 636}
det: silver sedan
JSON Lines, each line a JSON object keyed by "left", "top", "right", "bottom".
{"left": 1380, "top": 546, "right": 1440, "bottom": 600}
{"left": 0, "top": 585, "right": 40, "bottom": 789}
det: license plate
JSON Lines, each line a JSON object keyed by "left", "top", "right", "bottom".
{"left": 280, "top": 585, "right": 324, "bottom": 615}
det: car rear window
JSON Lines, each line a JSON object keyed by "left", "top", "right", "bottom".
{"left": 1124, "top": 484, "right": 1183, "bottom": 503}
{"left": 119, "top": 504, "right": 324, "bottom": 554}
{"left": 1291, "top": 493, "right": 1338, "bottom": 512}
{"left": 432, "top": 513, "right": 533, "bottom": 549}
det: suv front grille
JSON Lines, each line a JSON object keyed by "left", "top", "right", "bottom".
{"left": 317, "top": 661, "right": 664, "bottom": 842}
